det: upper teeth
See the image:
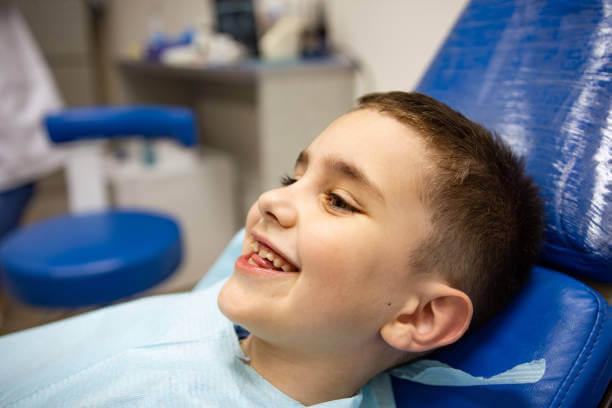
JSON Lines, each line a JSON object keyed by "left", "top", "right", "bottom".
{"left": 249, "top": 237, "right": 294, "bottom": 272}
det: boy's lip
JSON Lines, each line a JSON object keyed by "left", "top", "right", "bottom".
{"left": 235, "top": 254, "right": 298, "bottom": 278}
{"left": 249, "top": 230, "right": 300, "bottom": 272}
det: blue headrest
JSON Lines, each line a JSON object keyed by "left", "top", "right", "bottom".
{"left": 45, "top": 106, "right": 197, "bottom": 147}
{"left": 417, "top": 0, "right": 611, "bottom": 281}
{"left": 392, "top": 266, "right": 612, "bottom": 407}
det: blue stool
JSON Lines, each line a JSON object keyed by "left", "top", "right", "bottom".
{"left": 0, "top": 106, "right": 197, "bottom": 307}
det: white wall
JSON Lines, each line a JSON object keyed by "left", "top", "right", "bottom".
{"left": 19, "top": 0, "right": 97, "bottom": 106}
{"left": 325, "top": 0, "right": 468, "bottom": 97}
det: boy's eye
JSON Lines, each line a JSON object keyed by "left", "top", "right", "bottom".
{"left": 325, "top": 192, "right": 358, "bottom": 213}
{"left": 280, "top": 174, "right": 297, "bottom": 186}
{"left": 280, "top": 174, "right": 359, "bottom": 214}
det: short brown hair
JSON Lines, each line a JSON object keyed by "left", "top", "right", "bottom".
{"left": 358, "top": 91, "right": 544, "bottom": 330}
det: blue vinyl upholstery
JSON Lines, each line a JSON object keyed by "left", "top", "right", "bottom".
{"left": 417, "top": 0, "right": 611, "bottom": 282}
{"left": 389, "top": 0, "right": 612, "bottom": 406}
{"left": 45, "top": 106, "right": 197, "bottom": 147}
{"left": 391, "top": 266, "right": 611, "bottom": 407}
{"left": 0, "top": 210, "right": 182, "bottom": 307}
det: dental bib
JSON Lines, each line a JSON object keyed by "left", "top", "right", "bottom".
{"left": 0, "top": 280, "right": 371, "bottom": 407}
{"left": 0, "top": 276, "right": 544, "bottom": 407}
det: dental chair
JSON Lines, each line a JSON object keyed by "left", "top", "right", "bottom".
{"left": 0, "top": 106, "right": 196, "bottom": 307}
{"left": 196, "top": 0, "right": 612, "bottom": 406}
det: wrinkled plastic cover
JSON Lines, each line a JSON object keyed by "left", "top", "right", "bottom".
{"left": 418, "top": 0, "right": 611, "bottom": 281}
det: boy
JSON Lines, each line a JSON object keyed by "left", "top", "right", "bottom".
{"left": 0, "top": 92, "right": 543, "bottom": 407}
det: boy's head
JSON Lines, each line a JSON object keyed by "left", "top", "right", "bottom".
{"left": 219, "top": 92, "right": 543, "bottom": 368}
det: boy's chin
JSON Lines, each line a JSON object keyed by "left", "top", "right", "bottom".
{"left": 217, "top": 274, "right": 266, "bottom": 328}
{"left": 217, "top": 276, "right": 244, "bottom": 323}
{"left": 217, "top": 275, "right": 294, "bottom": 340}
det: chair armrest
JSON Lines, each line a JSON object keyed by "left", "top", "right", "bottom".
{"left": 45, "top": 106, "right": 197, "bottom": 147}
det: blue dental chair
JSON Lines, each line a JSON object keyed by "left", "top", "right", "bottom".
{"left": 197, "top": 0, "right": 612, "bottom": 406}
{"left": 0, "top": 106, "right": 197, "bottom": 307}
{"left": 392, "top": 1, "right": 612, "bottom": 406}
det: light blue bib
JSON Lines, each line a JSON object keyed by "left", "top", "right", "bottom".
{"left": 0, "top": 276, "right": 544, "bottom": 407}
{"left": 0, "top": 280, "right": 385, "bottom": 407}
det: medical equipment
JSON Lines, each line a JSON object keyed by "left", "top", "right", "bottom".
{"left": 0, "top": 107, "right": 195, "bottom": 306}
{"left": 396, "top": 0, "right": 612, "bottom": 405}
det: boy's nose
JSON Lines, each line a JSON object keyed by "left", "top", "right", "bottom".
{"left": 257, "top": 187, "right": 297, "bottom": 228}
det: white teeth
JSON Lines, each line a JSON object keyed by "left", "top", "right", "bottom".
{"left": 249, "top": 236, "right": 297, "bottom": 272}
{"left": 248, "top": 257, "right": 257, "bottom": 266}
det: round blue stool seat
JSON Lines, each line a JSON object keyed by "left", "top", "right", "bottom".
{"left": 0, "top": 210, "right": 182, "bottom": 307}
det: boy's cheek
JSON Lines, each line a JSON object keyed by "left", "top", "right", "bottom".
{"left": 305, "top": 222, "right": 381, "bottom": 275}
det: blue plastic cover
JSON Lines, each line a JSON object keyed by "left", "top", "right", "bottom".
{"left": 417, "top": 0, "right": 611, "bottom": 281}
{"left": 0, "top": 210, "right": 182, "bottom": 307}
{"left": 45, "top": 106, "right": 198, "bottom": 147}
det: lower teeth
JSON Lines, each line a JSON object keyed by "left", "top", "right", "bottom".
{"left": 248, "top": 254, "right": 284, "bottom": 271}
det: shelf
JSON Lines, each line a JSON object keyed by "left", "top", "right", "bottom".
{"left": 117, "top": 57, "right": 355, "bottom": 85}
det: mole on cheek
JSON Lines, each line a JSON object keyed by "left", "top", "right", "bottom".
{"left": 387, "top": 302, "right": 392, "bottom": 306}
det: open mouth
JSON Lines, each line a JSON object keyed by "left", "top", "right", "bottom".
{"left": 245, "top": 235, "right": 300, "bottom": 273}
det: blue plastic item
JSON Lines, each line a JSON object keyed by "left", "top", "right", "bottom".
{"left": 417, "top": 0, "right": 611, "bottom": 282}
{"left": 383, "top": 0, "right": 612, "bottom": 406}
{"left": 392, "top": 266, "right": 611, "bottom": 407}
{"left": 144, "top": 29, "right": 195, "bottom": 62}
{"left": 45, "top": 106, "right": 197, "bottom": 147}
{"left": 0, "top": 105, "right": 197, "bottom": 307}
{"left": 0, "top": 210, "right": 182, "bottom": 307}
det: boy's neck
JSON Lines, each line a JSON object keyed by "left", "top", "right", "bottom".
{"left": 240, "top": 335, "right": 404, "bottom": 406}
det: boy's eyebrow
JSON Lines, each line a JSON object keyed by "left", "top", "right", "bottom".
{"left": 295, "top": 150, "right": 385, "bottom": 202}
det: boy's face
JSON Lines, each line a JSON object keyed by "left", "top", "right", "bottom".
{"left": 219, "top": 109, "right": 433, "bottom": 354}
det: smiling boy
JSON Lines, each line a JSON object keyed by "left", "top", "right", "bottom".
{"left": 0, "top": 92, "right": 543, "bottom": 407}
{"left": 219, "top": 91, "right": 543, "bottom": 405}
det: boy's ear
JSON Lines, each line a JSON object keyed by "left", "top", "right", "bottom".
{"left": 380, "top": 283, "right": 473, "bottom": 353}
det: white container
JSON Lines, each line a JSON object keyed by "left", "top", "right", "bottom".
{"left": 106, "top": 141, "right": 238, "bottom": 293}
{"left": 260, "top": 15, "right": 306, "bottom": 60}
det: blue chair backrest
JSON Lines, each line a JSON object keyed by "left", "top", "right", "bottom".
{"left": 391, "top": 0, "right": 611, "bottom": 406}
{"left": 417, "top": 0, "right": 611, "bottom": 282}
